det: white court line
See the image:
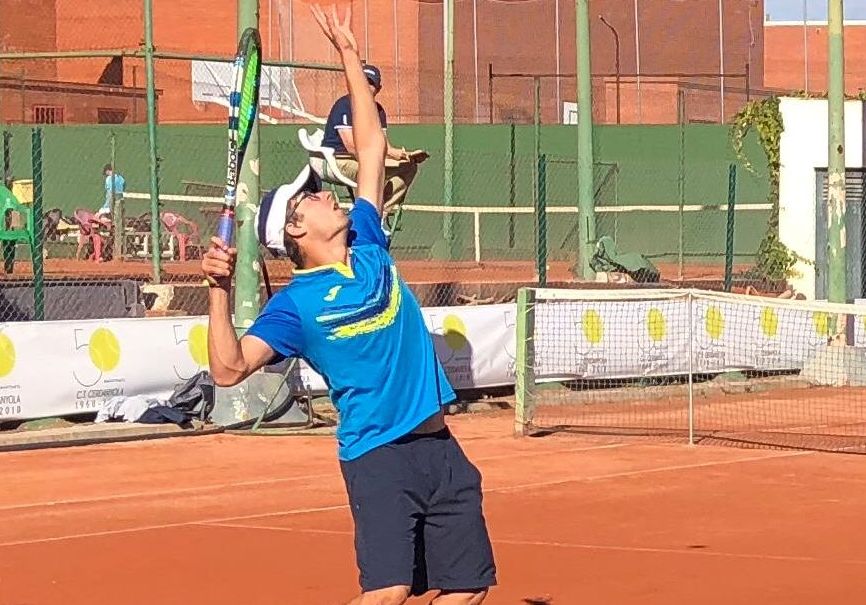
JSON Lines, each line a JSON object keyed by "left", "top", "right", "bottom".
{"left": 0, "top": 504, "right": 350, "bottom": 549}
{"left": 0, "top": 449, "right": 809, "bottom": 549}
{"left": 199, "top": 522, "right": 866, "bottom": 567}
{"left": 0, "top": 472, "right": 338, "bottom": 514}
{"left": 0, "top": 443, "right": 626, "bottom": 514}
{"left": 486, "top": 450, "right": 814, "bottom": 494}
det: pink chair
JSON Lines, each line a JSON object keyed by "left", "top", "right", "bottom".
{"left": 73, "top": 209, "right": 109, "bottom": 262}
{"left": 161, "top": 211, "right": 200, "bottom": 261}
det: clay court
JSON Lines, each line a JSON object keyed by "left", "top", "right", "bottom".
{"left": 3, "top": 412, "right": 865, "bottom": 605}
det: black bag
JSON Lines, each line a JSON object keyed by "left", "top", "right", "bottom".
{"left": 168, "top": 371, "right": 215, "bottom": 420}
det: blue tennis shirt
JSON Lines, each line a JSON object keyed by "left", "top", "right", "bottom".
{"left": 246, "top": 199, "right": 455, "bottom": 461}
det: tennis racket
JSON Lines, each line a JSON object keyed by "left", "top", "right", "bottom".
{"left": 216, "top": 27, "right": 263, "bottom": 245}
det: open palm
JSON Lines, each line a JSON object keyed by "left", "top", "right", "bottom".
{"left": 311, "top": 4, "right": 358, "bottom": 54}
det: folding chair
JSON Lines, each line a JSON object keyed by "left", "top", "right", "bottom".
{"left": 298, "top": 127, "right": 397, "bottom": 241}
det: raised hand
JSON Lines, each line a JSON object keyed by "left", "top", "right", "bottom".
{"left": 310, "top": 4, "right": 358, "bottom": 54}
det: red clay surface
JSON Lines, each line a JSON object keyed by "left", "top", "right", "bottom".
{"left": 2, "top": 412, "right": 866, "bottom": 604}
{"left": 0, "top": 258, "right": 747, "bottom": 286}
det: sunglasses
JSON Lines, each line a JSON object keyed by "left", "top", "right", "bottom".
{"left": 285, "top": 190, "right": 318, "bottom": 224}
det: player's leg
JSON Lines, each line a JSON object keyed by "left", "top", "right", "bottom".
{"left": 343, "top": 585, "right": 411, "bottom": 605}
{"left": 421, "top": 430, "right": 496, "bottom": 602}
{"left": 340, "top": 443, "right": 427, "bottom": 605}
{"left": 382, "top": 161, "right": 418, "bottom": 216}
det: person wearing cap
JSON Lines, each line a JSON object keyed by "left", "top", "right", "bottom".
{"left": 201, "top": 6, "right": 494, "bottom": 605}
{"left": 321, "top": 62, "right": 428, "bottom": 230}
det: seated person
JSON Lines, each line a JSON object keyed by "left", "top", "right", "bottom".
{"left": 321, "top": 63, "right": 428, "bottom": 225}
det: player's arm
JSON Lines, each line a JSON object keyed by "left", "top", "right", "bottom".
{"left": 202, "top": 238, "right": 274, "bottom": 386}
{"left": 312, "top": 5, "right": 386, "bottom": 215}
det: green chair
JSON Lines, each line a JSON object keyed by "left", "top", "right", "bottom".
{"left": 0, "top": 193, "right": 38, "bottom": 273}
{"left": 0, "top": 190, "right": 44, "bottom": 320}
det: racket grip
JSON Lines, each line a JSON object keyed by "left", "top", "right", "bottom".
{"left": 216, "top": 212, "right": 235, "bottom": 246}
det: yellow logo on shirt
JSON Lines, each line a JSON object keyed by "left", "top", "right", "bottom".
{"left": 324, "top": 286, "right": 342, "bottom": 302}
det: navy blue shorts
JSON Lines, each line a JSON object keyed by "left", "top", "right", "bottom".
{"left": 339, "top": 428, "right": 497, "bottom": 596}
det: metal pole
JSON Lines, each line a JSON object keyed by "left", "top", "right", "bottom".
{"left": 678, "top": 89, "right": 685, "bottom": 281}
{"left": 600, "top": 16, "right": 621, "bottom": 124}
{"left": 803, "top": 0, "right": 809, "bottom": 93}
{"left": 633, "top": 0, "right": 641, "bottom": 122}
{"left": 443, "top": 0, "right": 455, "bottom": 253}
{"left": 393, "top": 0, "right": 401, "bottom": 120}
{"left": 287, "top": 0, "right": 293, "bottom": 61}
{"left": 473, "top": 0, "right": 480, "bottom": 123}
{"left": 576, "top": 0, "right": 596, "bottom": 279}
{"left": 110, "top": 131, "right": 124, "bottom": 261}
{"left": 488, "top": 63, "right": 494, "bottom": 124}
{"left": 555, "top": 0, "right": 561, "bottom": 122}
{"left": 234, "top": 0, "right": 263, "bottom": 330}
{"left": 364, "top": 0, "right": 370, "bottom": 58}
{"left": 509, "top": 122, "right": 516, "bottom": 248}
{"left": 537, "top": 153, "right": 548, "bottom": 286}
{"left": 827, "top": 0, "right": 847, "bottom": 304}
{"left": 31, "top": 128, "right": 44, "bottom": 321}
{"left": 718, "top": 0, "right": 725, "bottom": 121}
{"left": 724, "top": 164, "right": 737, "bottom": 292}
{"left": 2, "top": 132, "right": 10, "bottom": 182}
{"left": 144, "top": 0, "right": 161, "bottom": 283}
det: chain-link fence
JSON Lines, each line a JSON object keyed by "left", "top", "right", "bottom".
{"left": 0, "top": 0, "right": 798, "bottom": 320}
{"left": 0, "top": 115, "right": 775, "bottom": 317}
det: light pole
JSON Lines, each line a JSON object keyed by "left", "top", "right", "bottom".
{"left": 599, "top": 15, "right": 621, "bottom": 124}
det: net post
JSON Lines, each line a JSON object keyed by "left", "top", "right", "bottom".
{"left": 514, "top": 287, "right": 536, "bottom": 437}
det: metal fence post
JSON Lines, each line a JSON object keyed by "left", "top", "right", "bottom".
{"left": 31, "top": 127, "right": 44, "bottom": 321}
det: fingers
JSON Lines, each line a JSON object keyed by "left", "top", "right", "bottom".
{"left": 202, "top": 237, "right": 236, "bottom": 280}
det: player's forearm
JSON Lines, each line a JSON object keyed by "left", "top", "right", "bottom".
{"left": 207, "top": 288, "right": 250, "bottom": 386}
{"left": 339, "top": 50, "right": 385, "bottom": 160}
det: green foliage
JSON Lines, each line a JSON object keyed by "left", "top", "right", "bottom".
{"left": 730, "top": 97, "right": 800, "bottom": 282}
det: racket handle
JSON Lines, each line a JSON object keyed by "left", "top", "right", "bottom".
{"left": 216, "top": 211, "right": 235, "bottom": 246}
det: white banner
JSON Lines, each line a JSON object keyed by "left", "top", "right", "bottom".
{"left": 533, "top": 295, "right": 849, "bottom": 380}
{"left": 2, "top": 295, "right": 860, "bottom": 422}
{"left": 0, "top": 305, "right": 517, "bottom": 422}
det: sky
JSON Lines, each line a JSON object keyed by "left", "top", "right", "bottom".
{"left": 765, "top": 0, "right": 866, "bottom": 21}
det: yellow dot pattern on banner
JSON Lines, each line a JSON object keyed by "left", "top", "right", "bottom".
{"left": 813, "top": 312, "right": 831, "bottom": 337}
{"left": 442, "top": 315, "right": 469, "bottom": 351}
{"left": 582, "top": 309, "right": 604, "bottom": 345}
{"left": 759, "top": 307, "right": 779, "bottom": 338}
{"left": 646, "top": 308, "right": 666, "bottom": 343}
{"left": 705, "top": 306, "right": 724, "bottom": 341}
{"left": 188, "top": 324, "right": 209, "bottom": 366}
{"left": 0, "top": 333, "right": 15, "bottom": 378}
{"left": 89, "top": 328, "right": 120, "bottom": 372}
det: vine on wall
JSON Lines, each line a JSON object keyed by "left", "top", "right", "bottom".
{"left": 729, "top": 97, "right": 803, "bottom": 282}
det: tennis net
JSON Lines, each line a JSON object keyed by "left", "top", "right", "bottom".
{"left": 514, "top": 287, "right": 866, "bottom": 452}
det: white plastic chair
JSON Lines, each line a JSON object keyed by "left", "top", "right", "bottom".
{"left": 297, "top": 127, "right": 397, "bottom": 241}
{"left": 297, "top": 128, "right": 357, "bottom": 192}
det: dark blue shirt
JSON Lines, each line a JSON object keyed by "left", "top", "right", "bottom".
{"left": 322, "top": 94, "right": 388, "bottom": 156}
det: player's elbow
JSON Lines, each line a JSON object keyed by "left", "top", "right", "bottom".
{"left": 210, "top": 366, "right": 248, "bottom": 388}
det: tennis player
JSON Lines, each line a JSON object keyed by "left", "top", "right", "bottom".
{"left": 201, "top": 5, "right": 496, "bottom": 605}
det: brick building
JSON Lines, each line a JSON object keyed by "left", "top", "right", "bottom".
{"left": 0, "top": 0, "right": 784, "bottom": 126}
{"left": 764, "top": 21, "right": 866, "bottom": 95}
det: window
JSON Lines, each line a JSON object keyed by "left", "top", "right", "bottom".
{"left": 32, "top": 105, "right": 64, "bottom": 124}
{"left": 97, "top": 108, "right": 127, "bottom": 124}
